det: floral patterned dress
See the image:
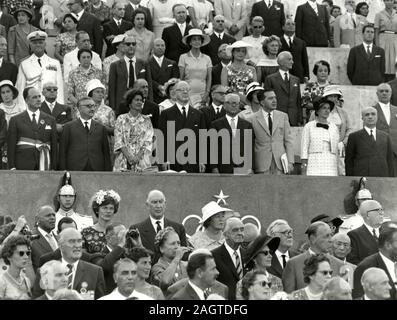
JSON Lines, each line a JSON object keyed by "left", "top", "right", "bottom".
{"left": 81, "top": 226, "right": 107, "bottom": 254}
{"left": 55, "top": 32, "right": 77, "bottom": 58}
{"left": 113, "top": 112, "right": 154, "bottom": 172}
{"left": 225, "top": 64, "right": 256, "bottom": 96}
{"left": 301, "top": 80, "right": 330, "bottom": 122}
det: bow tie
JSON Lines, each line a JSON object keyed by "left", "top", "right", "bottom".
{"left": 316, "top": 123, "right": 329, "bottom": 130}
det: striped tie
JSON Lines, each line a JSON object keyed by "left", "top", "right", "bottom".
{"left": 234, "top": 250, "right": 243, "bottom": 279}
{"left": 67, "top": 264, "right": 73, "bottom": 289}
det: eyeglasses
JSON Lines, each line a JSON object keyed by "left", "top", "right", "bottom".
{"left": 124, "top": 42, "right": 136, "bottom": 46}
{"left": 45, "top": 88, "right": 58, "bottom": 92}
{"left": 215, "top": 20, "right": 225, "bottom": 23}
{"left": 18, "top": 250, "right": 31, "bottom": 257}
{"left": 66, "top": 2, "right": 77, "bottom": 6}
{"left": 278, "top": 229, "right": 293, "bottom": 236}
{"left": 175, "top": 88, "right": 190, "bottom": 92}
{"left": 335, "top": 242, "right": 350, "bottom": 248}
{"left": 255, "top": 280, "right": 272, "bottom": 288}
{"left": 367, "top": 208, "right": 384, "bottom": 215}
{"left": 213, "top": 91, "right": 227, "bottom": 95}
{"left": 318, "top": 270, "right": 333, "bottom": 276}
{"left": 252, "top": 25, "right": 264, "bottom": 29}
{"left": 81, "top": 104, "right": 96, "bottom": 108}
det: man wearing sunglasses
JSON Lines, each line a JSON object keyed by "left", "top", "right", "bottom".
{"left": 250, "top": 0, "right": 285, "bottom": 38}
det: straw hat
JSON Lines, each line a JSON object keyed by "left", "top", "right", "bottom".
{"left": 182, "top": 28, "right": 211, "bottom": 46}
{"left": 225, "top": 40, "right": 252, "bottom": 58}
{"left": 322, "top": 85, "right": 343, "bottom": 98}
{"left": 201, "top": 201, "right": 233, "bottom": 225}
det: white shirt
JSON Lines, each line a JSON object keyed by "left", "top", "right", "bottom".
{"left": 226, "top": 114, "right": 239, "bottom": 136}
{"left": 61, "top": 259, "right": 79, "bottom": 289}
{"left": 214, "top": 31, "right": 224, "bottom": 40}
{"left": 283, "top": 34, "right": 294, "bottom": 45}
{"left": 261, "top": 109, "right": 273, "bottom": 129}
{"left": 113, "top": 18, "right": 122, "bottom": 26}
{"left": 45, "top": 100, "right": 55, "bottom": 113}
{"left": 363, "top": 222, "right": 379, "bottom": 238}
{"left": 80, "top": 117, "right": 92, "bottom": 130}
{"left": 45, "top": 292, "right": 53, "bottom": 300}
{"left": 153, "top": 55, "right": 164, "bottom": 67}
{"left": 379, "top": 102, "right": 391, "bottom": 126}
{"left": 99, "top": 288, "right": 153, "bottom": 300}
{"left": 364, "top": 126, "right": 377, "bottom": 140}
{"left": 363, "top": 42, "right": 373, "bottom": 54}
{"left": 129, "top": 2, "right": 139, "bottom": 11}
{"left": 37, "top": 227, "right": 58, "bottom": 249}
{"left": 73, "top": 9, "right": 84, "bottom": 21}
{"left": 150, "top": 216, "right": 164, "bottom": 232}
{"left": 279, "top": 69, "right": 289, "bottom": 81}
{"left": 221, "top": 61, "right": 231, "bottom": 68}
{"left": 27, "top": 109, "right": 40, "bottom": 122}
{"left": 189, "top": 281, "right": 205, "bottom": 300}
{"left": 308, "top": 0, "right": 318, "bottom": 14}
{"left": 275, "top": 249, "right": 289, "bottom": 268}
{"left": 379, "top": 252, "right": 397, "bottom": 284}
{"left": 178, "top": 22, "right": 186, "bottom": 35}
{"left": 124, "top": 55, "right": 137, "bottom": 87}
{"left": 0, "top": 57, "right": 3, "bottom": 68}
{"left": 176, "top": 102, "right": 189, "bottom": 116}
{"left": 267, "top": 0, "right": 272, "bottom": 7}
{"left": 212, "top": 103, "right": 222, "bottom": 114}
{"left": 224, "top": 242, "right": 242, "bottom": 269}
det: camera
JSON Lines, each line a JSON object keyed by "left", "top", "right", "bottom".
{"left": 125, "top": 227, "right": 140, "bottom": 250}
{"left": 21, "top": 225, "right": 41, "bottom": 241}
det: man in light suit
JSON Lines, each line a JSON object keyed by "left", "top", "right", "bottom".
{"left": 214, "top": 0, "right": 247, "bottom": 40}
{"left": 250, "top": 0, "right": 285, "bottom": 37}
{"left": 32, "top": 228, "right": 106, "bottom": 299}
{"left": 0, "top": 36, "right": 18, "bottom": 84}
{"left": 264, "top": 51, "right": 302, "bottom": 126}
{"left": 282, "top": 221, "right": 345, "bottom": 293}
{"left": 211, "top": 217, "right": 246, "bottom": 300}
{"left": 59, "top": 96, "right": 111, "bottom": 171}
{"left": 108, "top": 35, "right": 152, "bottom": 115}
{"left": 16, "top": 31, "right": 64, "bottom": 105}
{"left": 248, "top": 88, "right": 294, "bottom": 174}
{"left": 35, "top": 260, "right": 69, "bottom": 300}
{"left": 373, "top": 83, "right": 397, "bottom": 176}
{"left": 345, "top": 106, "right": 394, "bottom": 177}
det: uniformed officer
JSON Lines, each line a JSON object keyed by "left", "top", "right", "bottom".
{"left": 16, "top": 30, "right": 64, "bottom": 107}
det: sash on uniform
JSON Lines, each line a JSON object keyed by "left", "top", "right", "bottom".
{"left": 17, "top": 137, "right": 51, "bottom": 170}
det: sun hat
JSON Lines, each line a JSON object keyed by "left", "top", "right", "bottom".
{"left": 182, "top": 28, "right": 211, "bottom": 46}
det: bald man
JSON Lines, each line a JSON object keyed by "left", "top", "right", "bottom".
{"left": 359, "top": 268, "right": 391, "bottom": 300}
{"left": 323, "top": 276, "right": 352, "bottom": 300}
{"left": 331, "top": 233, "right": 356, "bottom": 288}
{"left": 345, "top": 106, "right": 393, "bottom": 177}
{"left": 263, "top": 51, "right": 302, "bottom": 126}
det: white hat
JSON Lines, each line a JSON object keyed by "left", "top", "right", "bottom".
{"left": 86, "top": 79, "right": 105, "bottom": 96}
{"left": 182, "top": 28, "right": 211, "bottom": 46}
{"left": 225, "top": 41, "right": 252, "bottom": 58}
{"left": 245, "top": 81, "right": 264, "bottom": 99}
{"left": 356, "top": 189, "right": 372, "bottom": 200}
{"left": 201, "top": 201, "right": 232, "bottom": 224}
{"left": 59, "top": 185, "right": 76, "bottom": 196}
{"left": 322, "top": 85, "right": 343, "bottom": 98}
{"left": 27, "top": 30, "right": 47, "bottom": 41}
{"left": 112, "top": 34, "right": 126, "bottom": 45}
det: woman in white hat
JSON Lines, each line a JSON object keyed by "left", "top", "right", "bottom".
{"left": 239, "top": 81, "right": 264, "bottom": 120}
{"left": 221, "top": 41, "right": 257, "bottom": 96}
{"left": 189, "top": 201, "right": 233, "bottom": 251}
{"left": 179, "top": 28, "right": 212, "bottom": 108}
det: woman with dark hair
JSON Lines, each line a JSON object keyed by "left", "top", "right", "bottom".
{"left": 355, "top": 2, "right": 369, "bottom": 17}
{"left": 159, "top": 78, "right": 179, "bottom": 113}
{"left": 81, "top": 189, "right": 121, "bottom": 254}
{"left": 256, "top": 35, "right": 281, "bottom": 85}
{"left": 125, "top": 9, "right": 154, "bottom": 62}
{"left": 113, "top": 89, "right": 154, "bottom": 172}
{"left": 289, "top": 254, "right": 333, "bottom": 300}
{"left": 241, "top": 270, "right": 273, "bottom": 300}
{"left": 54, "top": 13, "right": 78, "bottom": 63}
{"left": 8, "top": 7, "right": 38, "bottom": 65}
{"left": 150, "top": 226, "right": 189, "bottom": 293}
{"left": 128, "top": 247, "right": 165, "bottom": 299}
{"left": 301, "top": 97, "right": 340, "bottom": 176}
{"left": 0, "top": 235, "right": 32, "bottom": 299}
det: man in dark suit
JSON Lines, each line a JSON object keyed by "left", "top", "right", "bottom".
{"left": 211, "top": 43, "right": 232, "bottom": 86}
{"left": 0, "top": 108, "right": 5, "bottom": 152}
{"left": 373, "top": 83, "right": 397, "bottom": 176}
{"left": 162, "top": 4, "right": 192, "bottom": 64}
{"left": 35, "top": 260, "right": 69, "bottom": 300}
{"left": 108, "top": 35, "right": 153, "bottom": 115}
{"left": 7, "top": 87, "right": 58, "bottom": 170}
{"left": 347, "top": 200, "right": 383, "bottom": 265}
{"left": 148, "top": 38, "right": 179, "bottom": 104}
{"left": 266, "top": 219, "right": 298, "bottom": 278}
{"left": 0, "top": 36, "right": 17, "bottom": 84}
{"left": 123, "top": 0, "right": 152, "bottom": 31}
{"left": 250, "top": 0, "right": 285, "bottom": 37}
{"left": 210, "top": 93, "right": 254, "bottom": 174}
{"left": 31, "top": 206, "right": 58, "bottom": 271}
{"left": 0, "top": 9, "right": 16, "bottom": 34}
{"left": 211, "top": 217, "right": 246, "bottom": 300}
{"left": 103, "top": 2, "right": 133, "bottom": 57}
{"left": 130, "top": 189, "right": 187, "bottom": 256}
{"left": 352, "top": 225, "right": 397, "bottom": 299}
{"left": 41, "top": 82, "right": 72, "bottom": 134}
{"left": 59, "top": 96, "right": 111, "bottom": 171}
{"left": 295, "top": 0, "right": 330, "bottom": 47}
{"left": 357, "top": 267, "right": 393, "bottom": 300}
{"left": 347, "top": 25, "right": 385, "bottom": 85}
{"left": 67, "top": 0, "right": 103, "bottom": 55}
{"left": 345, "top": 106, "right": 394, "bottom": 177}
{"left": 32, "top": 228, "right": 106, "bottom": 299}
{"left": 158, "top": 81, "right": 207, "bottom": 173}
{"left": 201, "top": 85, "right": 227, "bottom": 128}
{"left": 132, "top": 79, "right": 160, "bottom": 129}
{"left": 280, "top": 19, "right": 309, "bottom": 83}
{"left": 172, "top": 251, "right": 219, "bottom": 300}
{"left": 264, "top": 51, "right": 302, "bottom": 126}
{"left": 201, "top": 15, "right": 235, "bottom": 66}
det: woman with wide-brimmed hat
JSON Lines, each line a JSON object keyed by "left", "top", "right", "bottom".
{"left": 301, "top": 96, "right": 340, "bottom": 176}
{"left": 221, "top": 40, "right": 257, "bottom": 96}
{"left": 8, "top": 7, "right": 38, "bottom": 65}
{"left": 179, "top": 28, "right": 212, "bottom": 108}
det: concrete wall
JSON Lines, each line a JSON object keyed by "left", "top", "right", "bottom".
{"left": 1, "top": 171, "right": 396, "bottom": 247}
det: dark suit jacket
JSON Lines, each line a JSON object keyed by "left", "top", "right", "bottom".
{"left": 108, "top": 58, "right": 153, "bottom": 115}
{"left": 211, "top": 244, "right": 246, "bottom": 300}
{"left": 162, "top": 23, "right": 192, "bottom": 64}
{"left": 158, "top": 104, "right": 206, "bottom": 172}
{"left": 347, "top": 44, "right": 385, "bottom": 85}
{"left": 148, "top": 56, "right": 179, "bottom": 104}
{"left": 171, "top": 283, "right": 201, "bottom": 300}
{"left": 374, "top": 103, "right": 397, "bottom": 158}
{"left": 201, "top": 33, "right": 236, "bottom": 66}
{"left": 0, "top": 109, "right": 6, "bottom": 149}
{"left": 353, "top": 252, "right": 397, "bottom": 300}
{"left": 130, "top": 217, "right": 187, "bottom": 258}
{"left": 31, "top": 233, "right": 54, "bottom": 271}
{"left": 123, "top": 3, "right": 152, "bottom": 31}
{"left": 280, "top": 35, "right": 309, "bottom": 83}
{"left": 201, "top": 105, "right": 226, "bottom": 129}
{"left": 40, "top": 101, "right": 72, "bottom": 125}
{"left": 268, "top": 249, "right": 299, "bottom": 279}
{"left": 211, "top": 63, "right": 224, "bottom": 87}
{"left": 59, "top": 119, "right": 111, "bottom": 171}
{"left": 295, "top": 2, "right": 330, "bottom": 47}
{"left": 7, "top": 110, "right": 58, "bottom": 170}
{"left": 345, "top": 128, "right": 393, "bottom": 177}
{"left": 0, "top": 12, "right": 17, "bottom": 34}
{"left": 264, "top": 72, "right": 302, "bottom": 126}
{"left": 347, "top": 224, "right": 379, "bottom": 265}
{"left": 251, "top": 1, "right": 285, "bottom": 37}
{"left": 77, "top": 11, "right": 103, "bottom": 55}
{"left": 388, "top": 78, "right": 397, "bottom": 106}
{"left": 0, "top": 61, "right": 18, "bottom": 84}
{"left": 38, "top": 248, "right": 101, "bottom": 267}
{"left": 103, "top": 19, "right": 133, "bottom": 56}
{"left": 210, "top": 116, "right": 254, "bottom": 173}
{"left": 32, "top": 259, "right": 106, "bottom": 299}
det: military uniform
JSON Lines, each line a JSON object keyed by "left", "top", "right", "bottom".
{"left": 339, "top": 213, "right": 364, "bottom": 234}
{"left": 55, "top": 208, "right": 94, "bottom": 233}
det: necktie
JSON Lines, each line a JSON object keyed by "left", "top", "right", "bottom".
{"left": 38, "top": 58, "right": 42, "bottom": 67}
{"left": 268, "top": 0, "right": 271, "bottom": 8}
{"left": 284, "top": 72, "right": 289, "bottom": 84}
{"left": 156, "top": 221, "right": 162, "bottom": 233}
{"left": 84, "top": 121, "right": 89, "bottom": 133}
{"left": 230, "top": 117, "right": 236, "bottom": 137}
{"left": 216, "top": 107, "right": 220, "bottom": 115}
{"left": 32, "top": 113, "right": 38, "bottom": 127}
{"left": 268, "top": 112, "right": 273, "bottom": 134}
{"left": 182, "top": 106, "right": 187, "bottom": 120}
{"left": 281, "top": 254, "right": 287, "bottom": 268}
{"left": 46, "top": 233, "right": 58, "bottom": 251}
{"left": 234, "top": 250, "right": 243, "bottom": 279}
{"left": 129, "top": 59, "right": 135, "bottom": 88}
{"left": 203, "top": 288, "right": 211, "bottom": 300}
{"left": 288, "top": 36, "right": 292, "bottom": 48}
{"left": 351, "top": 14, "right": 356, "bottom": 28}
{"left": 367, "top": 45, "right": 371, "bottom": 58}
{"left": 370, "top": 129, "right": 375, "bottom": 142}
{"left": 49, "top": 103, "right": 53, "bottom": 113}
{"left": 313, "top": 3, "right": 318, "bottom": 15}
{"left": 372, "top": 228, "right": 378, "bottom": 240}
{"left": 316, "top": 123, "right": 329, "bottom": 129}
{"left": 67, "top": 264, "right": 73, "bottom": 289}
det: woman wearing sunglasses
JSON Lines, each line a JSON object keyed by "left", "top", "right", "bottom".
{"left": 236, "top": 234, "right": 283, "bottom": 299}
{"left": 241, "top": 270, "right": 273, "bottom": 300}
{"left": 0, "top": 235, "right": 33, "bottom": 299}
{"left": 289, "top": 253, "right": 333, "bottom": 300}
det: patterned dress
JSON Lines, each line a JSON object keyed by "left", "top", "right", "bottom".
{"left": 225, "top": 64, "right": 256, "bottom": 96}
{"left": 113, "top": 112, "right": 154, "bottom": 172}
{"left": 81, "top": 226, "right": 107, "bottom": 254}
{"left": 0, "top": 270, "right": 32, "bottom": 300}
{"left": 55, "top": 32, "right": 77, "bottom": 58}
